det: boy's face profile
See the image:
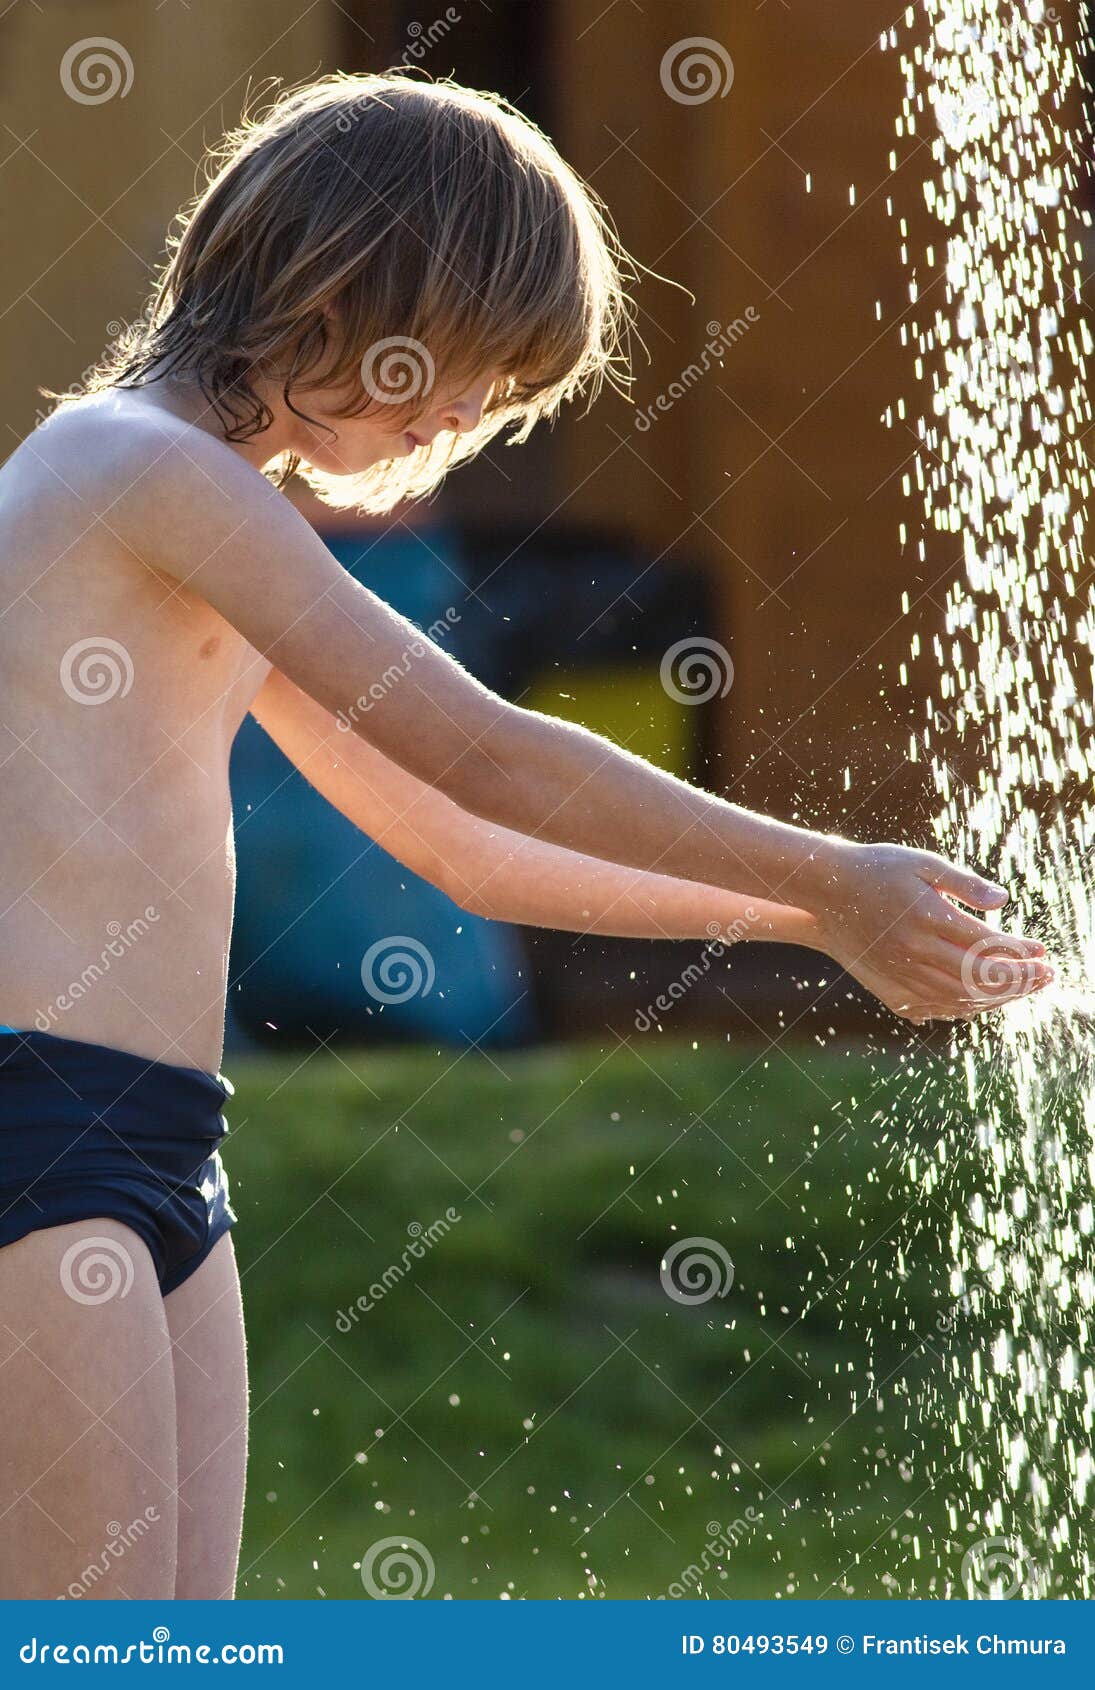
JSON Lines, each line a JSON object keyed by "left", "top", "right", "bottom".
{"left": 59, "top": 72, "right": 627, "bottom": 515}
{"left": 289, "top": 360, "right": 498, "bottom": 479}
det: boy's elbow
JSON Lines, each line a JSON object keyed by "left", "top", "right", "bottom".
{"left": 431, "top": 719, "right": 532, "bottom": 828}
{"left": 434, "top": 854, "right": 498, "bottom": 920}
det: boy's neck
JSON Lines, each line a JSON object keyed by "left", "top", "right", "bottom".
{"left": 139, "top": 373, "right": 297, "bottom": 473}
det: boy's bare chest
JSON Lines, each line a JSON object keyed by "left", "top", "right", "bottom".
{"left": 106, "top": 560, "right": 273, "bottom": 732}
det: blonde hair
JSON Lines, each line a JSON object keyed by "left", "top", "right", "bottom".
{"left": 76, "top": 71, "right": 635, "bottom": 512}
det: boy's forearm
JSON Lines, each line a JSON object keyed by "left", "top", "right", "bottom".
{"left": 248, "top": 671, "right": 821, "bottom": 946}
{"left": 248, "top": 671, "right": 823, "bottom": 945}
{"left": 458, "top": 705, "right": 837, "bottom": 912}
{"left": 451, "top": 820, "right": 820, "bottom": 945}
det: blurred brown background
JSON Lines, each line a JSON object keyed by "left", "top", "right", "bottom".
{"left": 0, "top": 0, "right": 977, "bottom": 1038}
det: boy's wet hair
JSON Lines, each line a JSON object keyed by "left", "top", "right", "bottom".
{"left": 75, "top": 71, "right": 636, "bottom": 512}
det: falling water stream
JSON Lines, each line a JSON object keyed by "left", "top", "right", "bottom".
{"left": 889, "top": 0, "right": 1095, "bottom": 1596}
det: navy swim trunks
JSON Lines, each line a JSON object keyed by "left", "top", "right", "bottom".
{"left": 0, "top": 1028, "right": 235, "bottom": 1295}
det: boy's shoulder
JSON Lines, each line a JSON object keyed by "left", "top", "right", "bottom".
{"left": 19, "top": 392, "right": 321, "bottom": 586}
{"left": 28, "top": 393, "right": 279, "bottom": 520}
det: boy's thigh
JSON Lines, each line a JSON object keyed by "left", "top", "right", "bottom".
{"left": 166, "top": 1233, "right": 247, "bottom": 1599}
{"left": 0, "top": 1218, "right": 178, "bottom": 1598}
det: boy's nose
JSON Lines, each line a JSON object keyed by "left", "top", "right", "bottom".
{"left": 441, "top": 394, "right": 486, "bottom": 435}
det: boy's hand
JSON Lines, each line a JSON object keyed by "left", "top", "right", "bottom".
{"left": 806, "top": 841, "right": 1051, "bottom": 1023}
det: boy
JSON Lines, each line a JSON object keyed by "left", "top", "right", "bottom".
{"left": 0, "top": 72, "right": 1048, "bottom": 1599}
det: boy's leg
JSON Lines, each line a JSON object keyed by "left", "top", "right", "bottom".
{"left": 0, "top": 1219, "right": 178, "bottom": 1598}
{"left": 166, "top": 1234, "right": 248, "bottom": 1599}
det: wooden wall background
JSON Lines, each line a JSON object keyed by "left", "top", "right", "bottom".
{"left": 0, "top": 0, "right": 1033, "bottom": 851}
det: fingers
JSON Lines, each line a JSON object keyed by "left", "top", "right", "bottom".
{"left": 888, "top": 990, "right": 979, "bottom": 1025}
{"left": 917, "top": 889, "right": 1045, "bottom": 958}
{"left": 901, "top": 1005, "right": 977, "bottom": 1026}
{"left": 922, "top": 857, "right": 1008, "bottom": 912}
{"left": 931, "top": 940, "right": 1052, "bottom": 995}
{"left": 897, "top": 954, "right": 1052, "bottom": 1022}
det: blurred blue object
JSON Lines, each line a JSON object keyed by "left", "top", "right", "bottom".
{"left": 322, "top": 525, "right": 471, "bottom": 643}
{"left": 228, "top": 523, "right": 534, "bottom": 1049}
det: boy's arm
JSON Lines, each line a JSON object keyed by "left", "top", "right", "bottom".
{"left": 127, "top": 433, "right": 1045, "bottom": 1020}
{"left": 250, "top": 668, "right": 820, "bottom": 945}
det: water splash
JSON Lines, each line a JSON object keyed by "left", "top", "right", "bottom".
{"left": 890, "top": 0, "right": 1095, "bottom": 1596}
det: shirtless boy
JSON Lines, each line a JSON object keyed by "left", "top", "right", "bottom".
{"left": 0, "top": 72, "right": 1050, "bottom": 1599}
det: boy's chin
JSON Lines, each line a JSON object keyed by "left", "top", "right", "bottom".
{"left": 308, "top": 438, "right": 406, "bottom": 474}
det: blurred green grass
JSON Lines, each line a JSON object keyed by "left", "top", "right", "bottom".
{"left": 227, "top": 1037, "right": 982, "bottom": 1600}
